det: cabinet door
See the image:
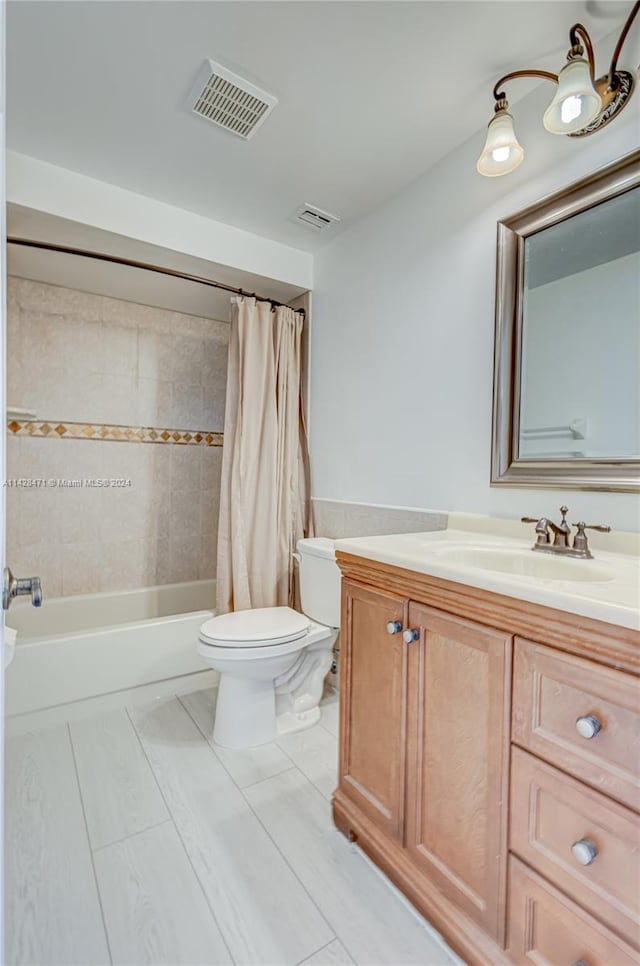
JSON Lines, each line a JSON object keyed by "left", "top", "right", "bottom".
{"left": 405, "top": 603, "right": 512, "bottom": 944}
{"left": 339, "top": 579, "right": 408, "bottom": 840}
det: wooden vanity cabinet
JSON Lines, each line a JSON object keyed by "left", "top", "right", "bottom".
{"left": 333, "top": 552, "right": 640, "bottom": 966}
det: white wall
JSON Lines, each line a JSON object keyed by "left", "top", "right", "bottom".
{"left": 310, "top": 85, "right": 640, "bottom": 532}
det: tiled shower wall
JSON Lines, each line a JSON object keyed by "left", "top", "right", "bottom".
{"left": 6, "top": 277, "right": 228, "bottom": 598}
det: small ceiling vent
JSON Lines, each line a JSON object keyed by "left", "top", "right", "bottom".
{"left": 294, "top": 203, "right": 341, "bottom": 232}
{"left": 188, "top": 60, "right": 278, "bottom": 140}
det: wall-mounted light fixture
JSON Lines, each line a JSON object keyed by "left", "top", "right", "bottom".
{"left": 477, "top": 1, "right": 639, "bottom": 177}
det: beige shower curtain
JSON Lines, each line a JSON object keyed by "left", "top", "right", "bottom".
{"left": 216, "top": 297, "right": 312, "bottom": 613}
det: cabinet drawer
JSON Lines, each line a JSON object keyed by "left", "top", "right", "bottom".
{"left": 510, "top": 747, "right": 640, "bottom": 948}
{"left": 507, "top": 855, "right": 639, "bottom": 966}
{"left": 512, "top": 638, "right": 640, "bottom": 811}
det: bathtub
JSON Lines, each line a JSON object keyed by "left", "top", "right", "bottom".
{"left": 6, "top": 580, "right": 215, "bottom": 716}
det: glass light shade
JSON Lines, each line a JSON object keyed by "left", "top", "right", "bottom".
{"left": 543, "top": 58, "right": 601, "bottom": 134}
{"left": 476, "top": 109, "right": 524, "bottom": 177}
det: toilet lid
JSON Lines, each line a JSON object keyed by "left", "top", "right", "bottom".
{"left": 199, "top": 606, "right": 311, "bottom": 648}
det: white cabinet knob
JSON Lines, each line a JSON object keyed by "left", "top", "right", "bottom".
{"left": 403, "top": 628, "right": 419, "bottom": 644}
{"left": 575, "top": 715, "right": 602, "bottom": 739}
{"left": 386, "top": 621, "right": 402, "bottom": 635}
{"left": 571, "top": 839, "right": 598, "bottom": 866}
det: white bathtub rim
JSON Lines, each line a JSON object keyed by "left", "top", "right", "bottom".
{"left": 12, "top": 609, "right": 216, "bottom": 647}
{"left": 18, "top": 577, "right": 215, "bottom": 610}
{"left": 9, "top": 578, "right": 216, "bottom": 640}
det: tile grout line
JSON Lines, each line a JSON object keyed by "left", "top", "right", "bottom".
{"left": 239, "top": 775, "right": 341, "bottom": 952}
{"left": 66, "top": 722, "right": 115, "bottom": 966}
{"left": 240, "top": 764, "right": 361, "bottom": 966}
{"left": 91, "top": 818, "right": 174, "bottom": 855}
{"left": 236, "top": 763, "right": 297, "bottom": 791}
{"left": 175, "top": 693, "right": 217, "bottom": 745}
{"left": 176, "top": 694, "right": 339, "bottom": 953}
{"left": 294, "top": 937, "right": 345, "bottom": 966}
{"left": 274, "top": 733, "right": 339, "bottom": 803}
{"left": 175, "top": 691, "right": 299, "bottom": 780}
{"left": 124, "top": 702, "right": 237, "bottom": 966}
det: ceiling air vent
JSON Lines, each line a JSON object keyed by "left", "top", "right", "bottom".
{"left": 294, "top": 203, "right": 341, "bottom": 232}
{"left": 188, "top": 60, "right": 278, "bottom": 140}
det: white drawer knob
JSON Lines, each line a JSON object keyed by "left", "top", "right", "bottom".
{"left": 403, "top": 628, "right": 419, "bottom": 644}
{"left": 575, "top": 714, "right": 602, "bottom": 739}
{"left": 571, "top": 838, "right": 598, "bottom": 866}
{"left": 386, "top": 621, "right": 402, "bottom": 635}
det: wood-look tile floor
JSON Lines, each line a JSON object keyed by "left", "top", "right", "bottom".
{"left": 5, "top": 686, "right": 461, "bottom": 966}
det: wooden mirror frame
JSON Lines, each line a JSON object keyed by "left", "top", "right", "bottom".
{"left": 491, "top": 148, "right": 640, "bottom": 492}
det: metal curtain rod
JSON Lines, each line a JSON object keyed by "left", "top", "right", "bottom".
{"left": 7, "top": 237, "right": 305, "bottom": 314}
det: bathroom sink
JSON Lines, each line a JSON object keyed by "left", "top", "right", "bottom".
{"left": 427, "top": 545, "right": 613, "bottom": 583}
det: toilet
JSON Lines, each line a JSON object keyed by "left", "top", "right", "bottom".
{"left": 198, "top": 537, "right": 340, "bottom": 748}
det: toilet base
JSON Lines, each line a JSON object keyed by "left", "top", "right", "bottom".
{"left": 213, "top": 678, "right": 324, "bottom": 749}
{"left": 209, "top": 628, "right": 336, "bottom": 749}
{"left": 213, "top": 674, "right": 277, "bottom": 749}
{"left": 212, "top": 673, "right": 328, "bottom": 748}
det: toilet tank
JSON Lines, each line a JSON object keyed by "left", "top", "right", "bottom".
{"left": 296, "top": 537, "right": 341, "bottom": 628}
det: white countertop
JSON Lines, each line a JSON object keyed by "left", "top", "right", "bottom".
{"left": 335, "top": 528, "right": 640, "bottom": 631}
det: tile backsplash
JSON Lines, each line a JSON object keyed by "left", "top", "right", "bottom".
{"left": 312, "top": 498, "right": 447, "bottom": 539}
{"left": 6, "top": 277, "right": 228, "bottom": 598}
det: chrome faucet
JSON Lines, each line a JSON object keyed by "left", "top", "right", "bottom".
{"left": 521, "top": 506, "right": 610, "bottom": 559}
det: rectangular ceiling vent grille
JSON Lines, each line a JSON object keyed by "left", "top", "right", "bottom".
{"left": 294, "top": 204, "right": 341, "bottom": 232}
{"left": 189, "top": 60, "right": 277, "bottom": 140}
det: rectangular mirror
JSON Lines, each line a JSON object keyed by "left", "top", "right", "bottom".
{"left": 492, "top": 149, "right": 640, "bottom": 491}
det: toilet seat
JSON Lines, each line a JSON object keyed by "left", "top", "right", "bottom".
{"left": 199, "top": 606, "right": 311, "bottom": 648}
{"left": 198, "top": 614, "right": 332, "bottom": 664}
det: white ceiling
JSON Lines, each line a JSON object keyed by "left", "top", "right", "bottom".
{"left": 7, "top": 1, "right": 631, "bottom": 253}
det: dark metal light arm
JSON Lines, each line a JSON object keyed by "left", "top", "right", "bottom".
{"left": 481, "top": 0, "right": 638, "bottom": 164}
{"left": 492, "top": 69, "right": 558, "bottom": 103}
{"left": 569, "top": 23, "right": 596, "bottom": 80}
{"left": 608, "top": 0, "right": 640, "bottom": 89}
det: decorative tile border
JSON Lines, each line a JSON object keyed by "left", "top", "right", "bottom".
{"left": 7, "top": 419, "right": 223, "bottom": 447}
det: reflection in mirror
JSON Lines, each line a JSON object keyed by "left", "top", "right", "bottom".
{"left": 518, "top": 187, "right": 640, "bottom": 461}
